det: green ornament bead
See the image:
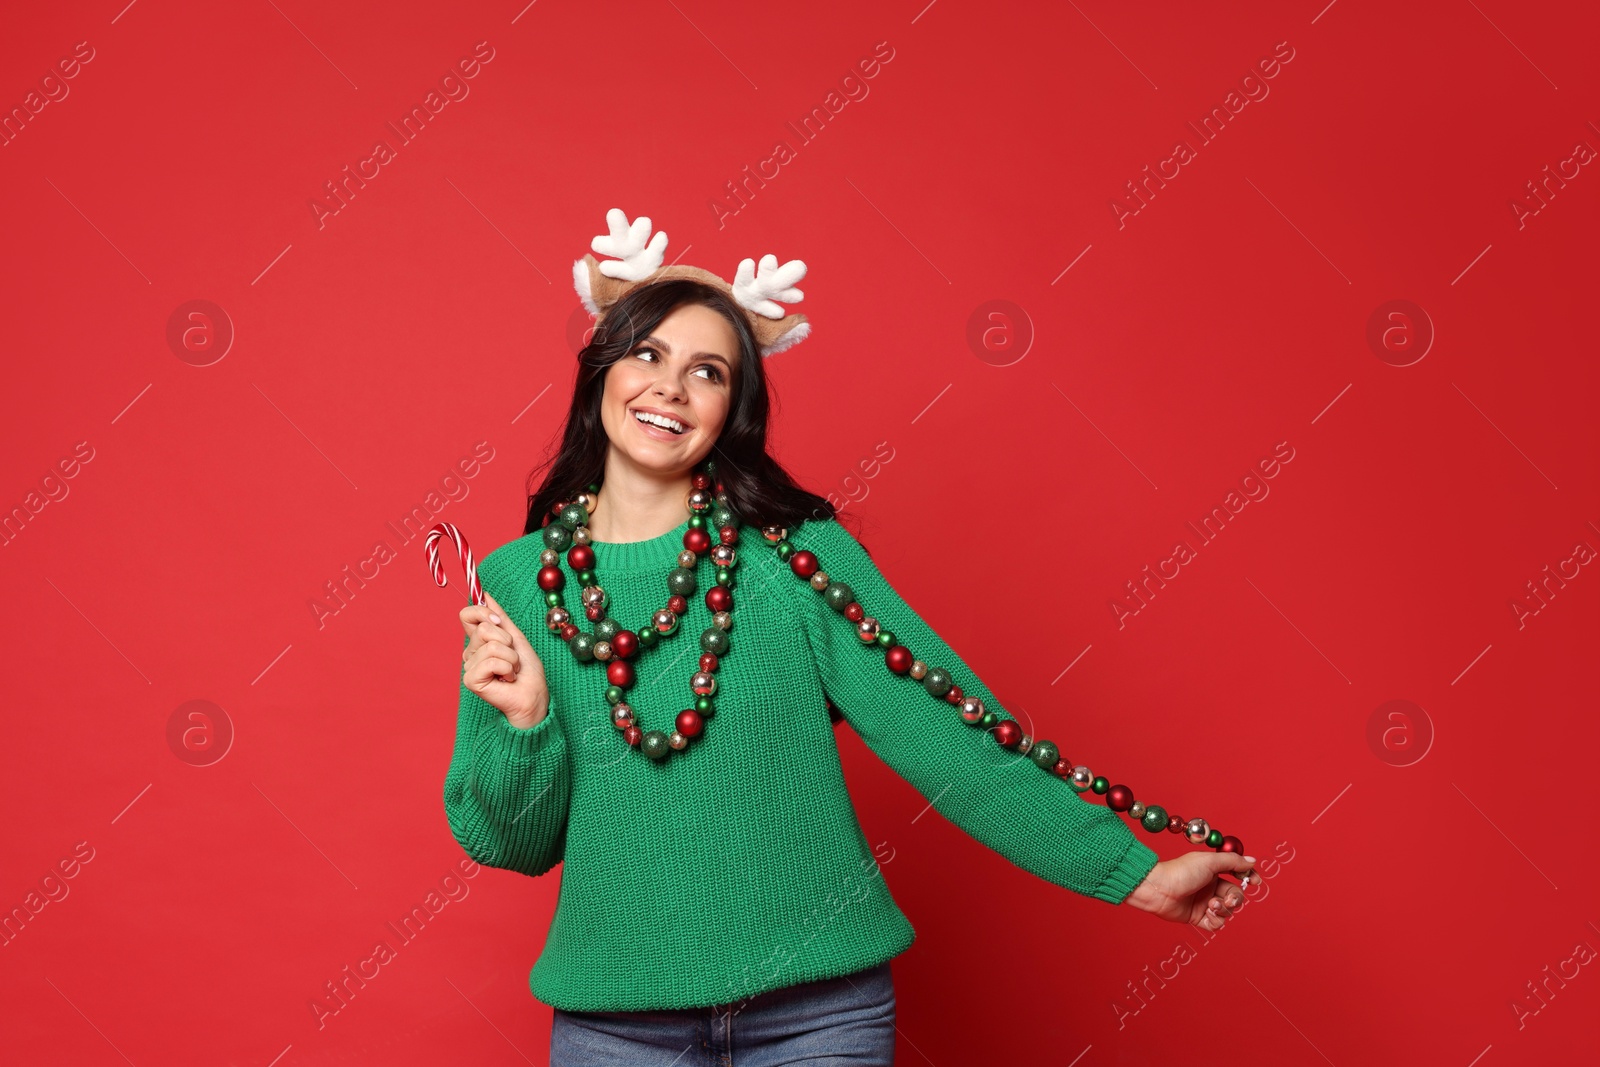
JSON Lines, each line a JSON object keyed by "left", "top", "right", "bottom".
{"left": 776, "top": 541, "right": 794, "bottom": 561}
{"left": 703, "top": 459, "right": 717, "bottom": 475}
{"left": 544, "top": 590, "right": 561, "bottom": 607}
{"left": 595, "top": 617, "right": 623, "bottom": 641}
{"left": 876, "top": 631, "right": 896, "bottom": 648}
{"left": 1140, "top": 805, "right": 1168, "bottom": 833}
{"left": 980, "top": 710, "right": 999, "bottom": 727}
{"left": 637, "top": 627, "right": 659, "bottom": 650}
{"left": 824, "top": 581, "right": 854, "bottom": 612}
{"left": 542, "top": 524, "right": 572, "bottom": 552}
{"left": 641, "top": 730, "right": 671, "bottom": 759}
{"left": 688, "top": 514, "right": 707, "bottom": 531}
{"left": 716, "top": 569, "right": 734, "bottom": 587}
{"left": 605, "top": 686, "right": 624, "bottom": 704}
{"left": 558, "top": 503, "right": 588, "bottom": 530}
{"left": 1091, "top": 777, "right": 1110, "bottom": 795}
{"left": 1030, "top": 740, "right": 1060, "bottom": 768}
{"left": 570, "top": 632, "right": 596, "bottom": 662}
{"left": 922, "top": 667, "right": 953, "bottom": 697}
{"left": 695, "top": 696, "right": 714, "bottom": 715}
{"left": 711, "top": 504, "right": 735, "bottom": 529}
{"left": 586, "top": 482, "right": 601, "bottom": 493}
{"left": 576, "top": 569, "right": 595, "bottom": 587}
{"left": 668, "top": 567, "right": 698, "bottom": 597}
{"left": 1206, "top": 828, "right": 1224, "bottom": 848}
{"left": 701, "top": 628, "right": 730, "bottom": 655}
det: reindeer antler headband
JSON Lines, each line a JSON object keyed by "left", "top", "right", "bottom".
{"left": 571, "top": 207, "right": 811, "bottom": 358}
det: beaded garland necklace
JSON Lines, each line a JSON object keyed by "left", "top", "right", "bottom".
{"left": 534, "top": 459, "right": 1249, "bottom": 865}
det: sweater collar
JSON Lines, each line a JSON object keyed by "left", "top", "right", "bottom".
{"left": 584, "top": 516, "right": 693, "bottom": 574}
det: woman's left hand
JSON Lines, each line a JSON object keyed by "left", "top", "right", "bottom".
{"left": 1123, "top": 853, "right": 1257, "bottom": 931}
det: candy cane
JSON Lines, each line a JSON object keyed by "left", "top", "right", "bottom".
{"left": 424, "top": 522, "right": 483, "bottom": 605}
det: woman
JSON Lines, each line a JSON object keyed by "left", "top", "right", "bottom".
{"left": 442, "top": 212, "right": 1254, "bottom": 1065}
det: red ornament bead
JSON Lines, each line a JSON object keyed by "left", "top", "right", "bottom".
{"left": 611, "top": 630, "right": 639, "bottom": 660}
{"left": 706, "top": 586, "right": 733, "bottom": 612}
{"left": 699, "top": 652, "right": 720, "bottom": 672}
{"left": 1167, "top": 815, "right": 1184, "bottom": 833}
{"left": 885, "top": 646, "right": 913, "bottom": 674}
{"left": 692, "top": 472, "right": 712, "bottom": 490}
{"left": 585, "top": 603, "right": 605, "bottom": 622}
{"left": 676, "top": 709, "right": 704, "bottom": 737}
{"left": 1106, "top": 785, "right": 1135, "bottom": 812}
{"left": 993, "top": 720, "right": 1022, "bottom": 748}
{"left": 567, "top": 545, "right": 595, "bottom": 571}
{"left": 684, "top": 528, "right": 712, "bottom": 555}
{"left": 537, "top": 565, "right": 564, "bottom": 591}
{"left": 559, "top": 623, "right": 579, "bottom": 640}
{"left": 607, "top": 660, "right": 634, "bottom": 688}
{"left": 789, "top": 550, "right": 819, "bottom": 578}
{"left": 720, "top": 525, "right": 739, "bottom": 545}
{"left": 1052, "top": 758, "right": 1073, "bottom": 777}
{"left": 844, "top": 602, "right": 864, "bottom": 622}
{"left": 667, "top": 595, "right": 688, "bottom": 615}
{"left": 624, "top": 725, "right": 642, "bottom": 746}
{"left": 944, "top": 685, "right": 963, "bottom": 705}
{"left": 1218, "top": 836, "right": 1245, "bottom": 855}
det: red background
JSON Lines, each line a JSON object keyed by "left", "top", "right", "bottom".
{"left": 3, "top": 1, "right": 1597, "bottom": 1064}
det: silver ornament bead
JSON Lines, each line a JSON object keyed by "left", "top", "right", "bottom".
{"left": 691, "top": 671, "right": 718, "bottom": 697}
{"left": 573, "top": 527, "right": 592, "bottom": 545}
{"left": 1185, "top": 818, "right": 1210, "bottom": 844}
{"left": 574, "top": 491, "right": 596, "bottom": 511}
{"left": 761, "top": 525, "right": 787, "bottom": 543}
{"left": 809, "top": 571, "right": 830, "bottom": 591}
{"left": 545, "top": 606, "right": 570, "bottom": 632}
{"left": 581, "top": 585, "right": 607, "bottom": 610}
{"left": 688, "top": 488, "right": 714, "bottom": 512}
{"left": 1129, "top": 801, "right": 1147, "bottom": 819}
{"left": 711, "top": 544, "right": 737, "bottom": 567}
{"left": 612, "top": 703, "right": 635, "bottom": 729}
{"left": 1069, "top": 766, "right": 1094, "bottom": 792}
{"left": 652, "top": 608, "right": 679, "bottom": 635}
{"left": 857, "top": 617, "right": 881, "bottom": 642}
{"left": 669, "top": 729, "right": 689, "bottom": 750}
{"left": 959, "top": 696, "right": 985, "bottom": 724}
{"left": 1017, "top": 734, "right": 1033, "bottom": 755}
{"left": 910, "top": 660, "right": 928, "bottom": 680}
{"left": 678, "top": 549, "right": 698, "bottom": 568}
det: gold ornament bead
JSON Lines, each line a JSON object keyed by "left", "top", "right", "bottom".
{"left": 910, "top": 660, "right": 929, "bottom": 680}
{"left": 540, "top": 548, "right": 559, "bottom": 566}
{"left": 712, "top": 610, "right": 733, "bottom": 631}
{"left": 857, "top": 617, "right": 881, "bottom": 642}
{"left": 593, "top": 640, "right": 612, "bottom": 661}
{"left": 612, "top": 703, "right": 635, "bottom": 729}
{"left": 546, "top": 607, "right": 570, "bottom": 631}
{"left": 573, "top": 527, "right": 592, "bottom": 545}
{"left": 711, "top": 544, "right": 737, "bottom": 567}
{"left": 582, "top": 586, "right": 607, "bottom": 609}
{"left": 1129, "top": 801, "right": 1147, "bottom": 819}
{"left": 669, "top": 730, "right": 689, "bottom": 749}
{"left": 652, "top": 608, "right": 679, "bottom": 634}
{"left": 678, "top": 549, "right": 698, "bottom": 568}
{"left": 809, "top": 571, "right": 830, "bottom": 591}
{"left": 691, "top": 671, "right": 718, "bottom": 696}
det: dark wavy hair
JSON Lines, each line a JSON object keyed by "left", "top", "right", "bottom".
{"left": 523, "top": 278, "right": 838, "bottom": 538}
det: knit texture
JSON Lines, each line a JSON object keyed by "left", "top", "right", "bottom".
{"left": 442, "top": 514, "right": 1160, "bottom": 1012}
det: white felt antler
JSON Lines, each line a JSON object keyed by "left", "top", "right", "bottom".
{"left": 591, "top": 208, "right": 668, "bottom": 281}
{"left": 732, "top": 254, "right": 807, "bottom": 319}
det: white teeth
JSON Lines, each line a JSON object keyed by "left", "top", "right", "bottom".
{"left": 633, "top": 409, "right": 685, "bottom": 434}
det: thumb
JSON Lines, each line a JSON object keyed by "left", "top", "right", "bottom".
{"left": 1205, "top": 851, "right": 1258, "bottom": 885}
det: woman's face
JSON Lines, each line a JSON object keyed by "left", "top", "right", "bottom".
{"left": 599, "top": 301, "right": 739, "bottom": 476}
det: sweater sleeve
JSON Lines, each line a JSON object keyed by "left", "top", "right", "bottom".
{"left": 441, "top": 547, "right": 572, "bottom": 878}
{"left": 779, "top": 516, "right": 1159, "bottom": 905}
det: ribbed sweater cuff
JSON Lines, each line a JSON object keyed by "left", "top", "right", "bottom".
{"left": 492, "top": 709, "right": 562, "bottom": 760}
{"left": 1090, "top": 835, "right": 1160, "bottom": 905}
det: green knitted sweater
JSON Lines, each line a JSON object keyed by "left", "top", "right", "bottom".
{"left": 442, "top": 514, "right": 1159, "bottom": 1012}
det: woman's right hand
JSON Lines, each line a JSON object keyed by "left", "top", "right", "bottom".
{"left": 459, "top": 591, "right": 550, "bottom": 730}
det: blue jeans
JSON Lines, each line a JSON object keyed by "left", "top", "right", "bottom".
{"left": 549, "top": 961, "right": 897, "bottom": 1066}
